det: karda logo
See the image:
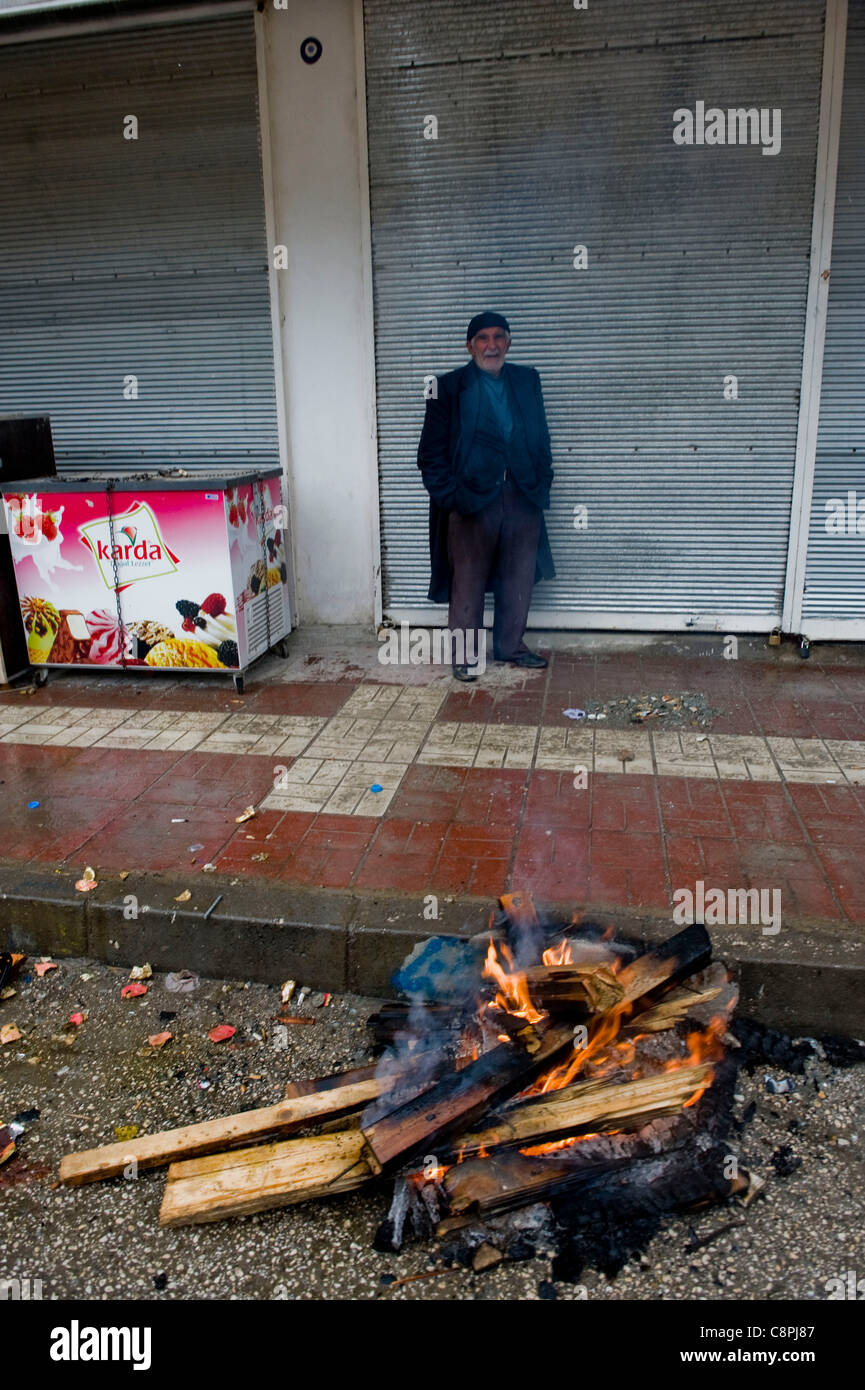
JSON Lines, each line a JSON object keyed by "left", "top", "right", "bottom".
{"left": 95, "top": 537, "right": 163, "bottom": 561}
{"left": 80, "top": 501, "right": 179, "bottom": 592}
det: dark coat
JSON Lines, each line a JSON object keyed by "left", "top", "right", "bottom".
{"left": 417, "top": 360, "right": 556, "bottom": 603}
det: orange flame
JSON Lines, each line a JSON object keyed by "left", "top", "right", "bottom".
{"left": 483, "top": 939, "right": 545, "bottom": 1026}
{"left": 520, "top": 1129, "right": 621, "bottom": 1157}
{"left": 543, "top": 939, "right": 574, "bottom": 967}
{"left": 526, "top": 996, "right": 636, "bottom": 1095}
{"left": 666, "top": 1015, "right": 728, "bottom": 1107}
{"left": 418, "top": 1163, "right": 449, "bottom": 1183}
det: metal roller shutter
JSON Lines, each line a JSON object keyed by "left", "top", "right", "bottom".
{"left": 802, "top": 0, "right": 865, "bottom": 631}
{"left": 0, "top": 11, "right": 279, "bottom": 472}
{"left": 364, "top": 0, "right": 825, "bottom": 627}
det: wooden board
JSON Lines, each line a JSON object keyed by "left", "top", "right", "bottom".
{"left": 499, "top": 892, "right": 540, "bottom": 932}
{"left": 160, "top": 1130, "right": 371, "bottom": 1228}
{"left": 59, "top": 1077, "right": 382, "bottom": 1185}
{"left": 156, "top": 1067, "right": 708, "bottom": 1229}
{"left": 522, "top": 963, "right": 624, "bottom": 1013}
{"left": 361, "top": 1023, "right": 576, "bottom": 1174}
{"left": 451, "top": 1063, "right": 712, "bottom": 1157}
{"left": 443, "top": 1121, "right": 691, "bottom": 1216}
{"left": 626, "top": 983, "right": 722, "bottom": 1033}
{"left": 617, "top": 924, "right": 712, "bottom": 1005}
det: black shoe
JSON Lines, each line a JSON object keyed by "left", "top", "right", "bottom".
{"left": 499, "top": 650, "right": 548, "bottom": 669}
{"left": 452, "top": 664, "right": 479, "bottom": 682}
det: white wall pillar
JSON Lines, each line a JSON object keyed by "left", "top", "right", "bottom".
{"left": 259, "top": 0, "right": 379, "bottom": 625}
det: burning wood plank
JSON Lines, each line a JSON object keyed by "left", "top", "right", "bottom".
{"left": 361, "top": 1023, "right": 577, "bottom": 1175}
{"left": 160, "top": 1131, "right": 371, "bottom": 1228}
{"left": 625, "top": 983, "right": 723, "bottom": 1033}
{"left": 440, "top": 1116, "right": 737, "bottom": 1218}
{"left": 522, "top": 962, "right": 624, "bottom": 1013}
{"left": 59, "top": 1077, "right": 382, "bottom": 1186}
{"left": 452, "top": 1062, "right": 713, "bottom": 1158}
{"left": 616, "top": 924, "right": 711, "bottom": 1003}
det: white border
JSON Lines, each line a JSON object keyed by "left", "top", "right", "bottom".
{"left": 386, "top": 608, "right": 783, "bottom": 634}
{"left": 254, "top": 2, "right": 297, "bottom": 630}
{"left": 353, "top": 0, "right": 383, "bottom": 630}
{"left": 782, "top": 0, "right": 848, "bottom": 635}
{"left": 0, "top": 0, "right": 253, "bottom": 44}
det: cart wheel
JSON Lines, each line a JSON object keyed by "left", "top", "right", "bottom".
{"left": 33, "top": 668, "right": 49, "bottom": 687}
{"left": 233, "top": 673, "right": 245, "bottom": 695}
{"left": 799, "top": 638, "right": 811, "bottom": 660}
{"left": 275, "top": 637, "right": 291, "bottom": 659}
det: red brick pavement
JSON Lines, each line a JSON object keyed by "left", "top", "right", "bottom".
{"left": 1, "top": 645, "right": 864, "bottom": 928}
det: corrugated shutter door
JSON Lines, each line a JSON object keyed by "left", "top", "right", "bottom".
{"left": 0, "top": 12, "right": 279, "bottom": 472}
{"left": 803, "top": 1, "right": 865, "bottom": 628}
{"left": 364, "top": 0, "right": 824, "bottom": 625}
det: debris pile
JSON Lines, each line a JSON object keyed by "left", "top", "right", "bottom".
{"left": 58, "top": 894, "right": 750, "bottom": 1271}
{"left": 566, "top": 691, "right": 723, "bottom": 728}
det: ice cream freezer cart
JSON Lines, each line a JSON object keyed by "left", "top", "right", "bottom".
{"left": 0, "top": 467, "right": 292, "bottom": 693}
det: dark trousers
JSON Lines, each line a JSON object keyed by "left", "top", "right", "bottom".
{"left": 447, "top": 479, "right": 541, "bottom": 662}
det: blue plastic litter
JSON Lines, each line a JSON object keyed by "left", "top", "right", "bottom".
{"left": 27, "top": 800, "right": 40, "bottom": 809}
{"left": 370, "top": 783, "right": 383, "bottom": 793}
{"left": 394, "top": 935, "right": 479, "bottom": 1003}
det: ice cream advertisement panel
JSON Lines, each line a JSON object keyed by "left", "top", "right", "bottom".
{"left": 3, "top": 488, "right": 240, "bottom": 669}
{"left": 226, "top": 477, "right": 290, "bottom": 662}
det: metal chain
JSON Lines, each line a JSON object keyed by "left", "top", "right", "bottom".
{"left": 104, "top": 480, "right": 128, "bottom": 668}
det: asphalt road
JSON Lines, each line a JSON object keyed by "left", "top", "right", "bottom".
{"left": 1, "top": 954, "right": 863, "bottom": 1302}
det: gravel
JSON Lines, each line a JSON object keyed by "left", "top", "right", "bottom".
{"left": 1, "top": 955, "right": 863, "bottom": 1302}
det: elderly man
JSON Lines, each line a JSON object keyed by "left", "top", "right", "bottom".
{"left": 417, "top": 311, "right": 555, "bottom": 680}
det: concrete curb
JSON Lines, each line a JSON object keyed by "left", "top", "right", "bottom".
{"left": 1, "top": 865, "right": 863, "bottom": 1035}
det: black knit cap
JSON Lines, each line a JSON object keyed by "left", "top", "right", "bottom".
{"left": 466, "top": 311, "right": 511, "bottom": 341}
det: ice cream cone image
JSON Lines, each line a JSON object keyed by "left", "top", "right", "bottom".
{"left": 21, "top": 596, "right": 60, "bottom": 663}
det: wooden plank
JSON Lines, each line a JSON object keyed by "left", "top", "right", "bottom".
{"left": 59, "top": 1077, "right": 382, "bottom": 1185}
{"left": 156, "top": 1068, "right": 708, "bottom": 1229}
{"left": 616, "top": 924, "right": 712, "bottom": 1005}
{"left": 522, "top": 963, "right": 624, "bottom": 1013}
{"left": 368, "top": 1003, "right": 460, "bottom": 1046}
{"left": 160, "top": 1130, "right": 371, "bottom": 1228}
{"left": 442, "top": 1122, "right": 692, "bottom": 1216}
{"left": 626, "top": 984, "right": 722, "bottom": 1033}
{"left": 361, "top": 1023, "right": 576, "bottom": 1174}
{"left": 451, "top": 1063, "right": 712, "bottom": 1157}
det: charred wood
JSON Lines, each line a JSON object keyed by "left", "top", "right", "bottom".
{"left": 361, "top": 1023, "right": 576, "bottom": 1174}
